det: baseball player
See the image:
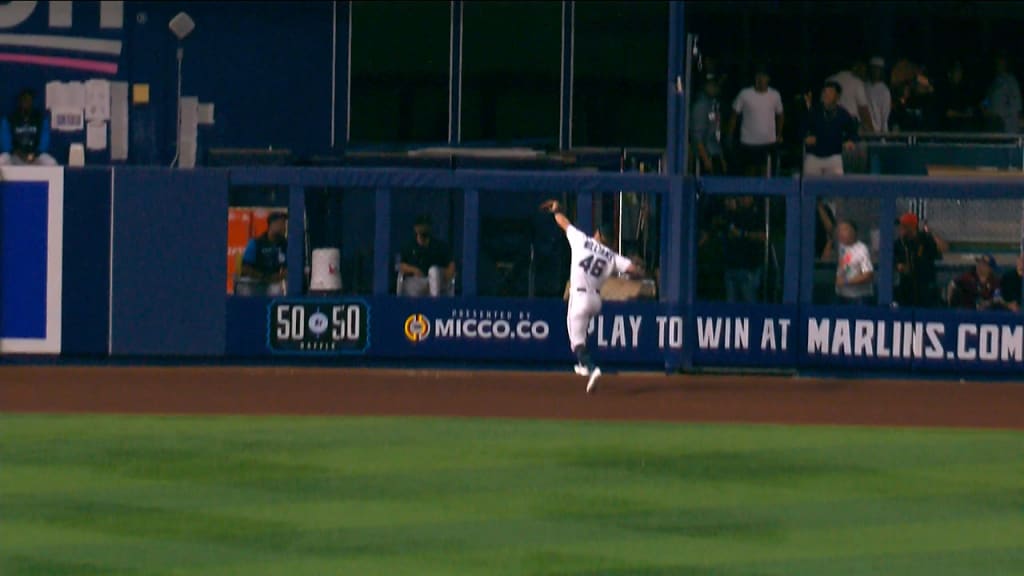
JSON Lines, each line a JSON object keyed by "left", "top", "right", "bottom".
{"left": 541, "top": 199, "right": 639, "bottom": 393}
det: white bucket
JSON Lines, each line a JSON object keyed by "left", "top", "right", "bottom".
{"left": 310, "top": 248, "right": 342, "bottom": 292}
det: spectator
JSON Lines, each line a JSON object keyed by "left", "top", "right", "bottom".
{"left": 802, "top": 80, "right": 859, "bottom": 176}
{"left": 240, "top": 212, "right": 288, "bottom": 295}
{"left": 0, "top": 89, "right": 57, "bottom": 166}
{"left": 835, "top": 220, "right": 874, "bottom": 305}
{"left": 696, "top": 196, "right": 727, "bottom": 300}
{"left": 890, "top": 60, "right": 936, "bottom": 132}
{"left": 722, "top": 195, "right": 767, "bottom": 303}
{"left": 949, "top": 254, "right": 1001, "bottom": 310}
{"left": 691, "top": 74, "right": 726, "bottom": 175}
{"left": 983, "top": 54, "right": 1022, "bottom": 134}
{"left": 728, "top": 66, "right": 784, "bottom": 177}
{"left": 1000, "top": 253, "right": 1023, "bottom": 312}
{"left": 815, "top": 199, "right": 837, "bottom": 260}
{"left": 399, "top": 216, "right": 456, "bottom": 298}
{"left": 828, "top": 60, "right": 875, "bottom": 132}
{"left": 867, "top": 57, "right": 892, "bottom": 133}
{"left": 938, "top": 61, "right": 979, "bottom": 132}
{"left": 894, "top": 212, "right": 947, "bottom": 308}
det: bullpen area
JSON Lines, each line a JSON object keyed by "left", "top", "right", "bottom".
{"left": 2, "top": 367, "right": 1024, "bottom": 575}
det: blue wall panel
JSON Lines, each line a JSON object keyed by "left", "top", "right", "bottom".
{"left": 61, "top": 168, "right": 113, "bottom": 355}
{"left": 0, "top": 182, "right": 49, "bottom": 339}
{"left": 110, "top": 167, "right": 228, "bottom": 356}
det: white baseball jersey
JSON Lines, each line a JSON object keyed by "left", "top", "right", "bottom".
{"left": 567, "top": 225, "right": 632, "bottom": 293}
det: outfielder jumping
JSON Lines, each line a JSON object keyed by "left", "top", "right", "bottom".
{"left": 541, "top": 199, "right": 639, "bottom": 394}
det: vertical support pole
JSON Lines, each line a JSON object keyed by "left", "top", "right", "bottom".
{"left": 373, "top": 188, "right": 391, "bottom": 296}
{"left": 335, "top": 1, "right": 351, "bottom": 148}
{"left": 559, "top": 1, "right": 575, "bottom": 150}
{"left": 576, "top": 190, "right": 593, "bottom": 235}
{"left": 461, "top": 188, "right": 479, "bottom": 296}
{"left": 448, "top": 0, "right": 464, "bottom": 145}
{"left": 799, "top": 186, "right": 817, "bottom": 306}
{"left": 783, "top": 186, "right": 802, "bottom": 304}
{"left": 287, "top": 185, "right": 306, "bottom": 296}
{"left": 878, "top": 195, "right": 896, "bottom": 307}
{"left": 665, "top": 1, "right": 685, "bottom": 176}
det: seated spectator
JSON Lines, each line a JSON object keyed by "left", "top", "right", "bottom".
{"left": 399, "top": 216, "right": 456, "bottom": 297}
{"left": 950, "top": 254, "right": 1001, "bottom": 311}
{"left": 1000, "top": 253, "right": 1023, "bottom": 312}
{"left": 240, "top": 212, "right": 287, "bottom": 295}
{"left": 802, "top": 81, "right": 859, "bottom": 176}
{"left": 0, "top": 89, "right": 57, "bottom": 166}
{"left": 894, "top": 212, "right": 947, "bottom": 308}
{"left": 834, "top": 220, "right": 874, "bottom": 305}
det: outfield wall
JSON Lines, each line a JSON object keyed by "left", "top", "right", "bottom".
{"left": 2, "top": 166, "right": 1024, "bottom": 376}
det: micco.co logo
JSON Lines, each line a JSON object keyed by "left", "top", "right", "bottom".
{"left": 404, "top": 314, "right": 430, "bottom": 343}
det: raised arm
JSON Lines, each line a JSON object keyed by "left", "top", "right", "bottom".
{"left": 541, "top": 199, "right": 571, "bottom": 231}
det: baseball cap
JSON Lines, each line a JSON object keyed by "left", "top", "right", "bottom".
{"left": 596, "top": 224, "right": 613, "bottom": 242}
{"left": 869, "top": 57, "right": 885, "bottom": 69}
{"left": 897, "top": 212, "right": 919, "bottom": 229}
{"left": 267, "top": 212, "right": 287, "bottom": 225}
{"left": 975, "top": 254, "right": 997, "bottom": 268}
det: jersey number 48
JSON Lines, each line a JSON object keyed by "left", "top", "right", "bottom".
{"left": 579, "top": 255, "right": 607, "bottom": 278}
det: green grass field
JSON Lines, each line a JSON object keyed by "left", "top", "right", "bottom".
{"left": 2, "top": 415, "right": 1023, "bottom": 575}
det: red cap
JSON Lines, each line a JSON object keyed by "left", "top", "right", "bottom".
{"left": 898, "top": 212, "right": 919, "bottom": 229}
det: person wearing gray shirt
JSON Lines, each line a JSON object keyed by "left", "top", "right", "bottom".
{"left": 984, "top": 55, "right": 1021, "bottom": 134}
{"left": 691, "top": 75, "right": 726, "bottom": 175}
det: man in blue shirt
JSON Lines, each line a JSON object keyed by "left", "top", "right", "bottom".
{"left": 241, "top": 212, "right": 287, "bottom": 293}
{"left": 802, "top": 81, "right": 859, "bottom": 176}
{"left": 0, "top": 89, "right": 57, "bottom": 166}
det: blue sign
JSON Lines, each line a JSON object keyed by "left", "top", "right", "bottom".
{"left": 0, "top": 168, "right": 63, "bottom": 354}
{"left": 371, "top": 297, "right": 684, "bottom": 366}
{"left": 266, "top": 298, "right": 370, "bottom": 356}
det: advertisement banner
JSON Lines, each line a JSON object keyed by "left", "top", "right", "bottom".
{"left": 370, "top": 298, "right": 684, "bottom": 366}
{"left": 267, "top": 298, "right": 370, "bottom": 356}
{"left": 691, "top": 304, "right": 798, "bottom": 367}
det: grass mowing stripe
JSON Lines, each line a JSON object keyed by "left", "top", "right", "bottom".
{"left": 2, "top": 415, "right": 1022, "bottom": 576}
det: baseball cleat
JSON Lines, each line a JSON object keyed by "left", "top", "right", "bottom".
{"left": 586, "top": 367, "right": 602, "bottom": 394}
{"left": 574, "top": 364, "right": 590, "bottom": 377}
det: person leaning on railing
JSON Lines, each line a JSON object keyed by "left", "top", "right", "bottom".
{"left": 802, "top": 81, "right": 859, "bottom": 176}
{"left": 999, "top": 253, "right": 1023, "bottom": 313}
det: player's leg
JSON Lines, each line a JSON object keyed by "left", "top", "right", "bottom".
{"left": 34, "top": 153, "right": 57, "bottom": 166}
{"left": 583, "top": 295, "right": 603, "bottom": 393}
{"left": 427, "top": 266, "right": 442, "bottom": 297}
{"left": 567, "top": 295, "right": 593, "bottom": 373}
{"left": 402, "top": 276, "right": 429, "bottom": 297}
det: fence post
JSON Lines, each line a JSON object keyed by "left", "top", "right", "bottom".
{"left": 373, "top": 188, "right": 391, "bottom": 296}
{"left": 461, "top": 188, "right": 478, "bottom": 296}
{"left": 287, "top": 185, "right": 306, "bottom": 296}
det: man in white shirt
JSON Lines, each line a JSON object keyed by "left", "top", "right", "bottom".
{"left": 728, "top": 67, "right": 784, "bottom": 176}
{"left": 867, "top": 57, "right": 891, "bottom": 133}
{"left": 541, "top": 199, "right": 638, "bottom": 394}
{"left": 835, "top": 220, "right": 875, "bottom": 305}
{"left": 983, "top": 54, "right": 1022, "bottom": 134}
{"left": 828, "top": 61, "right": 875, "bottom": 133}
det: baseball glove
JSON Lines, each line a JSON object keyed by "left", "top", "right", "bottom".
{"left": 539, "top": 199, "right": 561, "bottom": 213}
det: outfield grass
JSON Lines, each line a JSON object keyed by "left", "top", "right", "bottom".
{"left": 1, "top": 415, "right": 1023, "bottom": 575}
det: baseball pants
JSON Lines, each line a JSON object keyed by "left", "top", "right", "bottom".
{"left": 403, "top": 266, "right": 446, "bottom": 297}
{"left": 567, "top": 288, "right": 602, "bottom": 350}
{"left": 803, "top": 153, "right": 844, "bottom": 176}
